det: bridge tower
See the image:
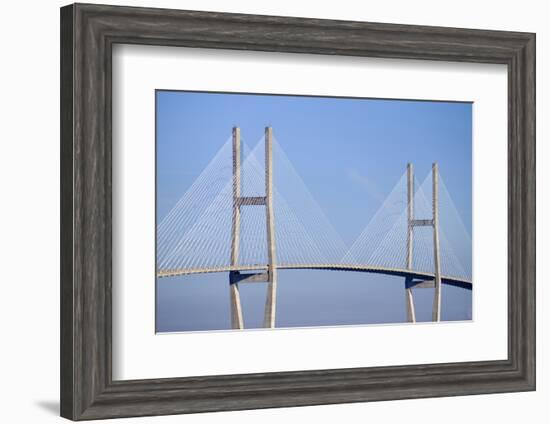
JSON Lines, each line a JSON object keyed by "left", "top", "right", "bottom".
{"left": 229, "top": 126, "right": 278, "bottom": 329}
{"left": 405, "top": 162, "right": 443, "bottom": 323}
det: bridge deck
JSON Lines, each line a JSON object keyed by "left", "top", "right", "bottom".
{"left": 157, "top": 264, "right": 472, "bottom": 290}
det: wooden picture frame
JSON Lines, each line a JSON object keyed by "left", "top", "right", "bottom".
{"left": 60, "top": 3, "right": 535, "bottom": 420}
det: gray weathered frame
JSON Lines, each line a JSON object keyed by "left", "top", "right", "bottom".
{"left": 60, "top": 3, "right": 536, "bottom": 420}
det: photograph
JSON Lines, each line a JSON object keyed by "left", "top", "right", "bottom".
{"left": 155, "top": 90, "right": 473, "bottom": 332}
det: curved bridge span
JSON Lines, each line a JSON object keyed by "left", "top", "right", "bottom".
{"left": 157, "top": 264, "right": 471, "bottom": 290}
{"left": 157, "top": 127, "right": 473, "bottom": 328}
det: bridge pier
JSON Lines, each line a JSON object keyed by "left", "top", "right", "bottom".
{"left": 263, "top": 127, "right": 278, "bottom": 328}
{"left": 405, "top": 163, "right": 417, "bottom": 322}
{"left": 405, "top": 162, "right": 442, "bottom": 323}
{"left": 230, "top": 127, "right": 244, "bottom": 329}
{"left": 432, "top": 163, "right": 442, "bottom": 322}
{"left": 228, "top": 126, "right": 278, "bottom": 330}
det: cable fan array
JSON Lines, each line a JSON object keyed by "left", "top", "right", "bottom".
{"left": 157, "top": 133, "right": 472, "bottom": 282}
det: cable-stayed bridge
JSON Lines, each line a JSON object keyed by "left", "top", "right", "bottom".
{"left": 157, "top": 127, "right": 472, "bottom": 329}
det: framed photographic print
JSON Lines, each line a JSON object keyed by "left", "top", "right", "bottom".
{"left": 154, "top": 90, "right": 472, "bottom": 333}
{"left": 60, "top": 3, "right": 535, "bottom": 420}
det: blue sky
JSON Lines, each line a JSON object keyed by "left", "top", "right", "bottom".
{"left": 156, "top": 90, "right": 472, "bottom": 332}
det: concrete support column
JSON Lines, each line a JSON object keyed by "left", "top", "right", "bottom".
{"left": 264, "top": 127, "right": 278, "bottom": 328}
{"left": 230, "top": 127, "right": 244, "bottom": 329}
{"left": 432, "top": 163, "right": 442, "bottom": 322}
{"left": 405, "top": 163, "right": 417, "bottom": 323}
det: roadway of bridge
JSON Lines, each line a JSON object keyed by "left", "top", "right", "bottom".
{"left": 157, "top": 264, "right": 472, "bottom": 290}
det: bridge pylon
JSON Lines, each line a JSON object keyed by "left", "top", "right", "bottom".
{"left": 229, "top": 126, "right": 278, "bottom": 329}
{"left": 404, "top": 162, "right": 443, "bottom": 323}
